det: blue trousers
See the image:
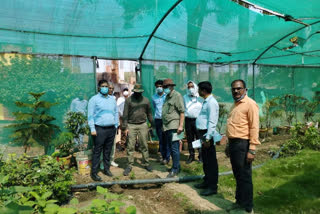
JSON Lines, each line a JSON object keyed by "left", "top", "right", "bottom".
{"left": 164, "top": 129, "right": 180, "bottom": 173}
{"left": 155, "top": 119, "right": 170, "bottom": 161}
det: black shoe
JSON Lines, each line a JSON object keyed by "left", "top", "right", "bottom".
{"left": 145, "top": 165, "right": 153, "bottom": 172}
{"left": 103, "top": 169, "right": 113, "bottom": 177}
{"left": 194, "top": 182, "right": 208, "bottom": 189}
{"left": 123, "top": 166, "right": 132, "bottom": 176}
{"left": 90, "top": 173, "right": 102, "bottom": 182}
{"left": 200, "top": 188, "right": 217, "bottom": 196}
{"left": 167, "top": 171, "right": 178, "bottom": 178}
{"left": 186, "top": 156, "right": 195, "bottom": 164}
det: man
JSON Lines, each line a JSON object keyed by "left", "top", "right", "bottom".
{"left": 88, "top": 80, "right": 118, "bottom": 181}
{"left": 162, "top": 78, "right": 185, "bottom": 178}
{"left": 151, "top": 80, "right": 169, "bottom": 164}
{"left": 183, "top": 80, "right": 203, "bottom": 164}
{"left": 117, "top": 88, "right": 130, "bottom": 148}
{"left": 226, "top": 79, "right": 260, "bottom": 213}
{"left": 122, "top": 84, "right": 154, "bottom": 176}
{"left": 108, "top": 83, "right": 119, "bottom": 167}
{"left": 194, "top": 81, "right": 219, "bottom": 196}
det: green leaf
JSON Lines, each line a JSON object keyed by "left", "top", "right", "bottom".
{"left": 110, "top": 200, "right": 125, "bottom": 208}
{"left": 96, "top": 186, "right": 108, "bottom": 195}
{"left": 43, "top": 204, "right": 60, "bottom": 214}
{"left": 41, "top": 191, "right": 53, "bottom": 200}
{"left": 125, "top": 205, "right": 136, "bottom": 214}
{"left": 12, "top": 186, "right": 33, "bottom": 193}
{"left": 57, "top": 207, "right": 77, "bottom": 214}
{"left": 69, "top": 198, "right": 79, "bottom": 205}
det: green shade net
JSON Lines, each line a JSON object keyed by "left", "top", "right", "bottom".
{"left": 0, "top": 54, "right": 95, "bottom": 146}
{"left": 0, "top": 0, "right": 319, "bottom": 65}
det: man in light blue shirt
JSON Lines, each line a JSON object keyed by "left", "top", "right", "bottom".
{"left": 88, "top": 80, "right": 118, "bottom": 181}
{"left": 183, "top": 80, "right": 203, "bottom": 164}
{"left": 151, "top": 80, "right": 168, "bottom": 164}
{"left": 195, "top": 81, "right": 219, "bottom": 196}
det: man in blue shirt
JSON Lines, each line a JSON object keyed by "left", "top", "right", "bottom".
{"left": 195, "top": 81, "right": 219, "bottom": 196}
{"left": 88, "top": 80, "right": 119, "bottom": 181}
{"left": 151, "top": 80, "right": 168, "bottom": 164}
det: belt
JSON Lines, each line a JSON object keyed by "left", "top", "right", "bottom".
{"left": 95, "top": 125, "right": 115, "bottom": 129}
{"left": 228, "top": 138, "right": 249, "bottom": 143}
{"left": 186, "top": 117, "right": 197, "bottom": 120}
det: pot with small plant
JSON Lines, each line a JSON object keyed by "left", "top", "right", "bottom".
{"left": 52, "top": 131, "right": 75, "bottom": 166}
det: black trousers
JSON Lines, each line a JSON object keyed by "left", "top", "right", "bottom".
{"left": 198, "top": 129, "right": 218, "bottom": 191}
{"left": 91, "top": 125, "right": 116, "bottom": 174}
{"left": 229, "top": 138, "right": 253, "bottom": 211}
{"left": 185, "top": 117, "right": 201, "bottom": 159}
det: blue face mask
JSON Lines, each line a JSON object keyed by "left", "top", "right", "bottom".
{"left": 164, "top": 88, "right": 171, "bottom": 94}
{"left": 156, "top": 87, "right": 163, "bottom": 94}
{"left": 100, "top": 87, "right": 109, "bottom": 95}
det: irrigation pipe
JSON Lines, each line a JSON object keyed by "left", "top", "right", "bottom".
{"left": 71, "top": 147, "right": 283, "bottom": 191}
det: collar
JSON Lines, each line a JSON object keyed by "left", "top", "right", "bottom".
{"left": 167, "top": 90, "right": 175, "bottom": 98}
{"left": 204, "top": 94, "right": 213, "bottom": 102}
{"left": 98, "top": 93, "right": 109, "bottom": 98}
{"left": 235, "top": 94, "right": 248, "bottom": 104}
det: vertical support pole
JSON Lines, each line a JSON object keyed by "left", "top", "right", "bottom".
{"left": 93, "top": 56, "right": 97, "bottom": 93}
{"left": 252, "top": 63, "right": 256, "bottom": 100}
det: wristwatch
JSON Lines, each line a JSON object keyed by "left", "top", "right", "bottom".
{"left": 248, "top": 149, "right": 256, "bottom": 155}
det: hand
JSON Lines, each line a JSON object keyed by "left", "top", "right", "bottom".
{"left": 202, "top": 139, "right": 211, "bottom": 148}
{"left": 225, "top": 143, "right": 230, "bottom": 157}
{"left": 177, "top": 126, "right": 183, "bottom": 135}
{"left": 125, "top": 129, "right": 129, "bottom": 136}
{"left": 247, "top": 152, "right": 255, "bottom": 163}
{"left": 91, "top": 131, "right": 97, "bottom": 136}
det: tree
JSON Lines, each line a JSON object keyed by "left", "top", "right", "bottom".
{"left": 7, "top": 92, "right": 59, "bottom": 154}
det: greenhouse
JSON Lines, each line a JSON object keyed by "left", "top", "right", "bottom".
{"left": 0, "top": 0, "right": 319, "bottom": 213}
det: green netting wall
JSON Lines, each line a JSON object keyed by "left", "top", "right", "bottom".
{"left": 0, "top": 54, "right": 96, "bottom": 146}
{"left": 141, "top": 61, "right": 320, "bottom": 131}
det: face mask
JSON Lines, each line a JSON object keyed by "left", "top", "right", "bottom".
{"left": 156, "top": 87, "right": 163, "bottom": 94}
{"left": 188, "top": 88, "right": 196, "bottom": 96}
{"left": 164, "top": 88, "right": 171, "bottom": 94}
{"left": 123, "top": 91, "right": 129, "bottom": 96}
{"left": 233, "top": 93, "right": 246, "bottom": 102}
{"left": 100, "top": 87, "right": 109, "bottom": 95}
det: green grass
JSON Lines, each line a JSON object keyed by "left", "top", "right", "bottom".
{"left": 219, "top": 149, "right": 320, "bottom": 214}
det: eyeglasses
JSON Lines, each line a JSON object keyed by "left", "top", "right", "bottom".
{"left": 231, "top": 87, "right": 244, "bottom": 92}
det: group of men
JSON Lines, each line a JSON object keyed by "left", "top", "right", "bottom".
{"left": 88, "top": 78, "right": 260, "bottom": 213}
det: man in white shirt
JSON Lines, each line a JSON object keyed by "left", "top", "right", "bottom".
{"left": 183, "top": 81, "right": 203, "bottom": 164}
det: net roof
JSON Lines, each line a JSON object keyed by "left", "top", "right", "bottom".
{"left": 0, "top": 0, "right": 319, "bottom": 65}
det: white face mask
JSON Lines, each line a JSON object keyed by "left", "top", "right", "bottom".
{"left": 188, "top": 88, "right": 196, "bottom": 96}
{"left": 123, "top": 91, "right": 129, "bottom": 96}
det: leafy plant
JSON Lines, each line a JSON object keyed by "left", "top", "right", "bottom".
{"left": 52, "top": 132, "right": 75, "bottom": 157}
{"left": 279, "top": 94, "right": 307, "bottom": 126}
{"left": 7, "top": 92, "right": 60, "bottom": 154}
{"left": 23, "top": 191, "right": 58, "bottom": 212}
{"left": 0, "top": 155, "right": 74, "bottom": 204}
{"left": 217, "top": 103, "right": 228, "bottom": 133}
{"left": 280, "top": 123, "right": 320, "bottom": 157}
{"left": 303, "top": 100, "right": 319, "bottom": 122}
{"left": 64, "top": 111, "right": 89, "bottom": 150}
{"left": 261, "top": 97, "right": 283, "bottom": 129}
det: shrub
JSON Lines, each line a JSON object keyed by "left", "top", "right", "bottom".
{"left": 280, "top": 123, "right": 320, "bottom": 157}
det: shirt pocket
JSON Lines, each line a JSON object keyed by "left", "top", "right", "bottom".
{"left": 231, "top": 111, "right": 244, "bottom": 124}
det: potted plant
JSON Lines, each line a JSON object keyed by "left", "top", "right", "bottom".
{"left": 52, "top": 131, "right": 75, "bottom": 166}
{"left": 7, "top": 92, "right": 59, "bottom": 154}
{"left": 64, "top": 111, "right": 89, "bottom": 151}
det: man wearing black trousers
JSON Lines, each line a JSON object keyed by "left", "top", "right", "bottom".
{"left": 183, "top": 80, "right": 203, "bottom": 164}
{"left": 226, "top": 79, "right": 260, "bottom": 213}
{"left": 88, "top": 80, "right": 119, "bottom": 181}
{"left": 194, "top": 81, "right": 220, "bottom": 196}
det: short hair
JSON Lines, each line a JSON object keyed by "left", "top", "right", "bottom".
{"left": 198, "top": 81, "right": 212, "bottom": 94}
{"left": 231, "top": 79, "right": 246, "bottom": 88}
{"left": 123, "top": 88, "right": 129, "bottom": 92}
{"left": 155, "top": 80, "right": 163, "bottom": 86}
{"left": 98, "top": 79, "right": 108, "bottom": 87}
